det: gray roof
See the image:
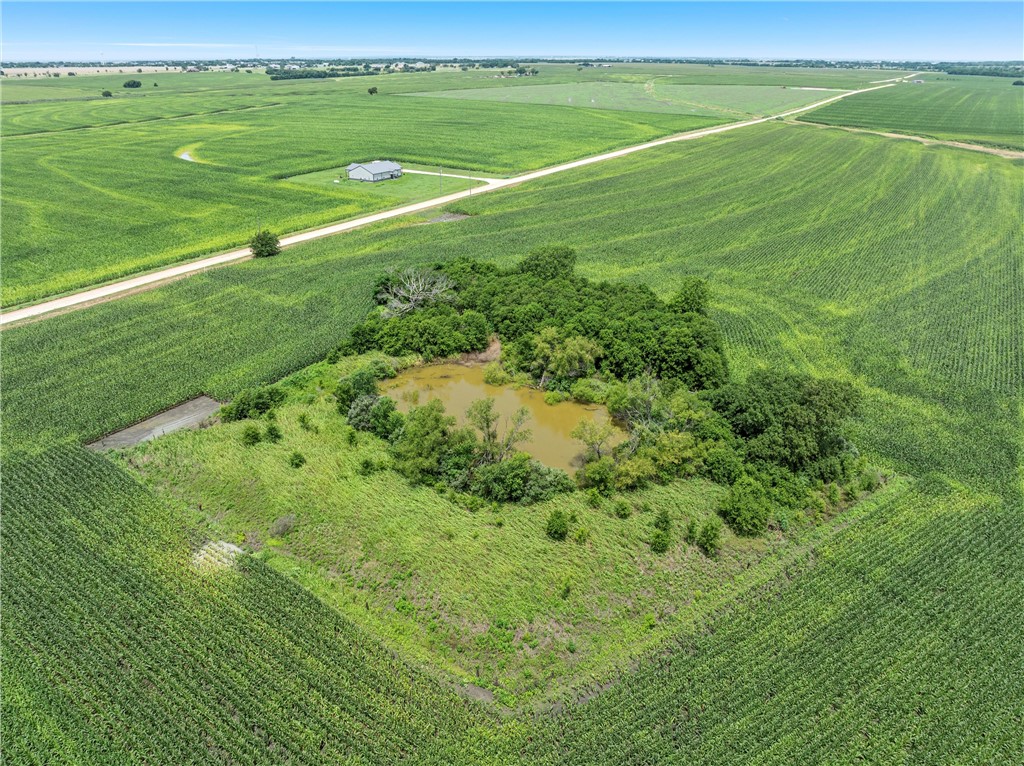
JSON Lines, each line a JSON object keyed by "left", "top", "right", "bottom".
{"left": 348, "top": 160, "right": 402, "bottom": 173}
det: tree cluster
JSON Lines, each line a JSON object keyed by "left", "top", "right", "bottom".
{"left": 326, "top": 248, "right": 871, "bottom": 539}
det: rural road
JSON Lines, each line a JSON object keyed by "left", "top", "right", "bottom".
{"left": 0, "top": 83, "right": 894, "bottom": 328}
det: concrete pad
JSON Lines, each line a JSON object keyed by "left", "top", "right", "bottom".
{"left": 88, "top": 396, "right": 220, "bottom": 450}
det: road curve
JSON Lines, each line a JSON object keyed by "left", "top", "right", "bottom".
{"left": 0, "top": 83, "right": 893, "bottom": 328}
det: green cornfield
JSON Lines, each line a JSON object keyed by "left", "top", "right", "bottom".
{"left": 2, "top": 74, "right": 1021, "bottom": 763}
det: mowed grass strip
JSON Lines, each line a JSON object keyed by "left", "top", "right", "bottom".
{"left": 801, "top": 75, "right": 1024, "bottom": 149}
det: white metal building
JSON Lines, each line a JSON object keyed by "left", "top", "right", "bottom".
{"left": 346, "top": 161, "right": 403, "bottom": 182}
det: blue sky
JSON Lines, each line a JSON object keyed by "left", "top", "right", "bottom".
{"left": 3, "top": 2, "right": 1021, "bottom": 62}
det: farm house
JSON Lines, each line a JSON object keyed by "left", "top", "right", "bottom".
{"left": 346, "top": 160, "right": 403, "bottom": 182}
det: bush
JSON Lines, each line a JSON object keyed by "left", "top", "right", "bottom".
{"left": 270, "top": 514, "right": 297, "bottom": 537}
{"left": 347, "top": 394, "right": 379, "bottom": 431}
{"left": 391, "top": 400, "right": 453, "bottom": 483}
{"left": 240, "top": 423, "right": 262, "bottom": 446}
{"left": 367, "top": 358, "right": 397, "bottom": 380}
{"left": 653, "top": 507, "right": 672, "bottom": 532}
{"left": 289, "top": 451, "right": 306, "bottom": 468}
{"left": 650, "top": 529, "right": 670, "bottom": 554}
{"left": 471, "top": 453, "right": 573, "bottom": 504}
{"left": 701, "top": 444, "right": 744, "bottom": 485}
{"left": 684, "top": 518, "right": 698, "bottom": 544}
{"left": 297, "top": 412, "right": 316, "bottom": 432}
{"left": 250, "top": 229, "right": 281, "bottom": 258}
{"left": 575, "top": 456, "right": 616, "bottom": 496}
{"left": 574, "top": 526, "right": 590, "bottom": 544}
{"left": 336, "top": 369, "right": 378, "bottom": 414}
{"left": 123, "top": 79, "right": 142, "bottom": 88}
{"left": 482, "top": 362, "right": 512, "bottom": 386}
{"left": 546, "top": 509, "right": 569, "bottom": 540}
{"left": 221, "top": 386, "right": 286, "bottom": 422}
{"left": 696, "top": 516, "right": 722, "bottom": 557}
{"left": 368, "top": 396, "right": 403, "bottom": 440}
{"left": 569, "top": 378, "right": 605, "bottom": 404}
{"left": 264, "top": 423, "right": 283, "bottom": 443}
{"left": 101, "top": 90, "right": 113, "bottom": 97}
{"left": 612, "top": 499, "right": 632, "bottom": 519}
{"left": 544, "top": 390, "right": 571, "bottom": 405}
{"left": 719, "top": 474, "right": 772, "bottom": 536}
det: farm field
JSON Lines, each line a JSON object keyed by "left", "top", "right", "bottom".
{"left": 802, "top": 74, "right": 1024, "bottom": 149}
{"left": 2, "top": 116, "right": 1021, "bottom": 762}
{"left": 408, "top": 81, "right": 846, "bottom": 117}
{"left": 1, "top": 68, "right": 728, "bottom": 307}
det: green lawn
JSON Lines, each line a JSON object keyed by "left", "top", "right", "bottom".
{"left": 2, "top": 122, "right": 1020, "bottom": 762}
{"left": 409, "top": 81, "right": 844, "bottom": 118}
{"left": 801, "top": 75, "right": 1024, "bottom": 149}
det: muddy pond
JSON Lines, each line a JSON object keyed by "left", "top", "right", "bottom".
{"left": 382, "top": 364, "right": 624, "bottom": 473}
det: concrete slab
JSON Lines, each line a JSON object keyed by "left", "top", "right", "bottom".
{"left": 88, "top": 396, "right": 221, "bottom": 450}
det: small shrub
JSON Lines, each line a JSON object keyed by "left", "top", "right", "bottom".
{"left": 122, "top": 79, "right": 142, "bottom": 88}
{"left": 221, "top": 385, "right": 286, "bottom": 422}
{"left": 612, "top": 499, "right": 632, "bottom": 519}
{"left": 357, "top": 457, "right": 378, "bottom": 476}
{"left": 367, "top": 358, "right": 397, "bottom": 379}
{"left": 482, "top": 362, "right": 512, "bottom": 386}
{"left": 347, "top": 394, "right": 379, "bottom": 431}
{"left": 240, "top": 423, "right": 262, "bottom": 446}
{"left": 544, "top": 390, "right": 571, "bottom": 405}
{"left": 653, "top": 508, "right": 671, "bottom": 532}
{"left": 575, "top": 456, "right": 616, "bottom": 496}
{"left": 101, "top": 90, "right": 113, "bottom": 97}
{"left": 574, "top": 526, "right": 590, "bottom": 544}
{"left": 586, "top": 488, "right": 603, "bottom": 509}
{"left": 546, "top": 509, "right": 569, "bottom": 541}
{"left": 264, "top": 423, "right": 282, "bottom": 443}
{"left": 719, "top": 475, "right": 771, "bottom": 536}
{"left": 650, "top": 529, "right": 670, "bottom": 554}
{"left": 684, "top": 518, "right": 698, "bottom": 544}
{"left": 270, "top": 514, "right": 297, "bottom": 537}
{"left": 696, "top": 516, "right": 722, "bottom": 557}
{"left": 289, "top": 451, "right": 306, "bottom": 468}
{"left": 297, "top": 412, "right": 316, "bottom": 432}
{"left": 560, "top": 580, "right": 571, "bottom": 599}
{"left": 569, "top": 378, "right": 605, "bottom": 404}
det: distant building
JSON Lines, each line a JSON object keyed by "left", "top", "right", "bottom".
{"left": 346, "top": 161, "right": 403, "bottom": 182}
{"left": 912, "top": 79, "right": 924, "bottom": 84}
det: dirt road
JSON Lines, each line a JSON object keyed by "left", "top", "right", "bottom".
{"left": 0, "top": 83, "right": 894, "bottom": 328}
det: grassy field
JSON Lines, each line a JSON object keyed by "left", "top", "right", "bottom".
{"left": 120, "top": 352, "right": 890, "bottom": 700}
{"left": 3, "top": 121, "right": 1020, "bottom": 760}
{"left": 409, "top": 81, "right": 844, "bottom": 118}
{"left": 1, "top": 70, "right": 723, "bottom": 307}
{"left": 801, "top": 75, "right": 1024, "bottom": 149}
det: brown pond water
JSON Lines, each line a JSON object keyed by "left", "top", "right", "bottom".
{"left": 382, "top": 364, "right": 624, "bottom": 473}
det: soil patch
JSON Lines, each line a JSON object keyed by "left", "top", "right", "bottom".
{"left": 426, "top": 212, "right": 471, "bottom": 224}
